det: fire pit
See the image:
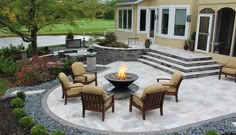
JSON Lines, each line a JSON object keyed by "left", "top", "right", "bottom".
{"left": 103, "top": 65, "right": 139, "bottom": 99}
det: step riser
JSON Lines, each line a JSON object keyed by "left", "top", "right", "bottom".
{"left": 141, "top": 57, "right": 219, "bottom": 73}
{"left": 146, "top": 53, "right": 216, "bottom": 67}
{"left": 138, "top": 59, "right": 219, "bottom": 79}
{"left": 151, "top": 50, "right": 212, "bottom": 62}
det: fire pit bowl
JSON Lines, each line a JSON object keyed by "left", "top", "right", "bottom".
{"left": 104, "top": 72, "right": 138, "bottom": 88}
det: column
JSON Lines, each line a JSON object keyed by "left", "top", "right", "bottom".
{"left": 230, "top": 13, "right": 236, "bottom": 56}
{"left": 211, "top": 11, "right": 218, "bottom": 53}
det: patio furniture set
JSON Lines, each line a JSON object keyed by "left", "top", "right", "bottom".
{"left": 58, "top": 62, "right": 183, "bottom": 121}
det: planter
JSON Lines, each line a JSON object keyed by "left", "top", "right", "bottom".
{"left": 145, "top": 39, "right": 151, "bottom": 48}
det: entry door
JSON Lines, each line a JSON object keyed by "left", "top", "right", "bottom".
{"left": 195, "top": 14, "right": 213, "bottom": 52}
{"left": 148, "top": 9, "right": 156, "bottom": 40}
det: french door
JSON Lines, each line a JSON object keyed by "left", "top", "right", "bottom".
{"left": 195, "top": 14, "right": 213, "bottom": 52}
{"left": 148, "top": 9, "right": 156, "bottom": 40}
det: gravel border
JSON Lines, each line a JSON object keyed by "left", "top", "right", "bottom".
{"left": 3, "top": 76, "right": 236, "bottom": 135}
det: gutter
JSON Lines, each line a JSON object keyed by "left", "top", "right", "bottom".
{"left": 117, "top": 0, "right": 143, "bottom": 6}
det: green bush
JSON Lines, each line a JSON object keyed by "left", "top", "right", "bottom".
{"left": 66, "top": 31, "right": 74, "bottom": 40}
{"left": 51, "top": 130, "right": 65, "bottom": 135}
{"left": 0, "top": 57, "right": 18, "bottom": 75}
{"left": 13, "top": 108, "right": 26, "bottom": 118}
{"left": 16, "top": 91, "right": 26, "bottom": 101}
{"left": 205, "top": 130, "right": 219, "bottom": 135}
{"left": 105, "top": 32, "right": 116, "bottom": 42}
{"left": 10, "top": 97, "right": 24, "bottom": 108}
{"left": 49, "top": 67, "right": 64, "bottom": 77}
{"left": 31, "top": 124, "right": 47, "bottom": 135}
{"left": 18, "top": 116, "right": 35, "bottom": 128}
{"left": 0, "top": 44, "right": 23, "bottom": 60}
{"left": 61, "top": 58, "right": 76, "bottom": 75}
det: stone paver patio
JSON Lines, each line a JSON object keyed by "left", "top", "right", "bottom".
{"left": 44, "top": 61, "right": 236, "bottom": 133}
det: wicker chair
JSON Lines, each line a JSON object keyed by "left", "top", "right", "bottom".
{"left": 157, "top": 71, "right": 183, "bottom": 102}
{"left": 71, "top": 62, "right": 97, "bottom": 86}
{"left": 58, "top": 72, "right": 83, "bottom": 105}
{"left": 129, "top": 84, "right": 166, "bottom": 120}
{"left": 218, "top": 58, "right": 236, "bottom": 82}
{"left": 80, "top": 85, "right": 114, "bottom": 121}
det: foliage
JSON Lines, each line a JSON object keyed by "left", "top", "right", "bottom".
{"left": 60, "top": 58, "right": 76, "bottom": 75}
{"left": 0, "top": 78, "right": 8, "bottom": 96}
{"left": 13, "top": 108, "right": 26, "bottom": 118}
{"left": 31, "top": 124, "right": 47, "bottom": 135}
{"left": 18, "top": 116, "right": 35, "bottom": 128}
{"left": 0, "top": 57, "right": 18, "bottom": 76}
{"left": 191, "top": 32, "right": 196, "bottom": 41}
{"left": 105, "top": 32, "right": 116, "bottom": 42}
{"left": 16, "top": 91, "right": 26, "bottom": 101}
{"left": 51, "top": 130, "right": 65, "bottom": 135}
{"left": 205, "top": 130, "right": 219, "bottom": 135}
{"left": 16, "top": 56, "right": 63, "bottom": 86}
{"left": 0, "top": 44, "right": 24, "bottom": 60}
{"left": 10, "top": 97, "right": 24, "bottom": 108}
{"left": 66, "top": 31, "right": 74, "bottom": 40}
{"left": 0, "top": 0, "right": 79, "bottom": 55}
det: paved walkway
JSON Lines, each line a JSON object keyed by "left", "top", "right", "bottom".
{"left": 44, "top": 61, "right": 236, "bottom": 133}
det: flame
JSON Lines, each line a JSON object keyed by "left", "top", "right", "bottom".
{"left": 117, "top": 64, "right": 127, "bottom": 79}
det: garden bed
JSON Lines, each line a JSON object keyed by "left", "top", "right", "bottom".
{"left": 0, "top": 97, "right": 30, "bottom": 135}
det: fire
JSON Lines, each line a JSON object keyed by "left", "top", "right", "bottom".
{"left": 116, "top": 64, "right": 128, "bottom": 80}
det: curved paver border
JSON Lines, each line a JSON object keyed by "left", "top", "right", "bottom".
{"left": 42, "top": 86, "right": 236, "bottom": 135}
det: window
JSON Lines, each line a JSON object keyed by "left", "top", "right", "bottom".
{"left": 140, "top": 9, "right": 146, "bottom": 31}
{"left": 174, "top": 9, "right": 187, "bottom": 36}
{"left": 156, "top": 8, "right": 159, "bottom": 33}
{"left": 161, "top": 9, "right": 169, "bottom": 34}
{"left": 118, "top": 8, "right": 132, "bottom": 30}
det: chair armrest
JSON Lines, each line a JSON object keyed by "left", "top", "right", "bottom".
{"left": 68, "top": 84, "right": 83, "bottom": 89}
{"left": 105, "top": 94, "right": 114, "bottom": 102}
{"left": 130, "top": 93, "right": 142, "bottom": 100}
{"left": 157, "top": 78, "right": 170, "bottom": 82}
{"left": 161, "top": 83, "right": 176, "bottom": 87}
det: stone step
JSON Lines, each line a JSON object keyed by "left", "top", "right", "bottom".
{"left": 151, "top": 49, "right": 212, "bottom": 62}
{"left": 141, "top": 55, "right": 220, "bottom": 73}
{"left": 137, "top": 58, "right": 219, "bottom": 79}
{"left": 146, "top": 52, "right": 217, "bottom": 67}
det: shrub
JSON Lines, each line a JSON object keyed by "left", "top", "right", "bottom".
{"left": 0, "top": 57, "right": 18, "bottom": 75}
{"left": 51, "top": 130, "right": 65, "bottom": 135}
{"left": 105, "top": 32, "right": 116, "bottom": 42}
{"left": 0, "top": 44, "right": 23, "bottom": 60}
{"left": 16, "top": 56, "right": 62, "bottom": 86}
{"left": 13, "top": 108, "right": 26, "bottom": 118}
{"left": 10, "top": 97, "right": 24, "bottom": 108}
{"left": 31, "top": 124, "right": 47, "bottom": 135}
{"left": 16, "top": 91, "right": 26, "bottom": 101}
{"left": 66, "top": 31, "right": 74, "bottom": 40}
{"left": 60, "top": 58, "right": 76, "bottom": 75}
{"left": 205, "top": 130, "right": 219, "bottom": 135}
{"left": 18, "top": 116, "right": 35, "bottom": 128}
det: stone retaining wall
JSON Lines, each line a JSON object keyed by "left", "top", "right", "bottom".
{"left": 93, "top": 44, "right": 150, "bottom": 64}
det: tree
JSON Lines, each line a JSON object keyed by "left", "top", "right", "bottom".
{"left": 0, "top": 0, "right": 78, "bottom": 55}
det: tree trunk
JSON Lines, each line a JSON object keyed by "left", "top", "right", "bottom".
{"left": 31, "top": 27, "right": 38, "bottom": 56}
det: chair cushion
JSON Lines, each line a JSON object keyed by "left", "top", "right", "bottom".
{"left": 58, "top": 72, "right": 70, "bottom": 88}
{"left": 67, "top": 87, "right": 81, "bottom": 96}
{"left": 74, "top": 73, "right": 96, "bottom": 83}
{"left": 71, "top": 62, "right": 86, "bottom": 76}
{"left": 142, "top": 84, "right": 166, "bottom": 99}
{"left": 226, "top": 58, "right": 236, "bottom": 69}
{"left": 222, "top": 67, "right": 236, "bottom": 75}
{"left": 169, "top": 71, "right": 182, "bottom": 86}
{"left": 158, "top": 82, "right": 176, "bottom": 92}
{"left": 82, "top": 85, "right": 108, "bottom": 100}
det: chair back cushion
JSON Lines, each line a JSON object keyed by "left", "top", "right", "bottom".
{"left": 142, "top": 84, "right": 166, "bottom": 99}
{"left": 71, "top": 62, "right": 86, "bottom": 76}
{"left": 226, "top": 58, "right": 236, "bottom": 69}
{"left": 58, "top": 72, "right": 70, "bottom": 89}
{"left": 169, "top": 71, "right": 182, "bottom": 86}
{"left": 82, "top": 85, "right": 107, "bottom": 100}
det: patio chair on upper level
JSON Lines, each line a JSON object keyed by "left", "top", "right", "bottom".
{"left": 157, "top": 71, "right": 183, "bottom": 102}
{"left": 129, "top": 84, "right": 167, "bottom": 120}
{"left": 80, "top": 85, "right": 114, "bottom": 121}
{"left": 58, "top": 72, "right": 83, "bottom": 105}
{"left": 71, "top": 62, "right": 97, "bottom": 86}
{"left": 218, "top": 57, "right": 236, "bottom": 82}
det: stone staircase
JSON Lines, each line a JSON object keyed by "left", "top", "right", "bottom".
{"left": 138, "top": 49, "right": 220, "bottom": 79}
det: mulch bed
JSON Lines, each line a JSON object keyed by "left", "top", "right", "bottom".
{"left": 0, "top": 97, "right": 31, "bottom": 135}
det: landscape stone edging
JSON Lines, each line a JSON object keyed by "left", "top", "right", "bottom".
{"left": 41, "top": 85, "right": 236, "bottom": 135}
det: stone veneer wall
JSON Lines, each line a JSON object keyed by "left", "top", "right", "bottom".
{"left": 93, "top": 44, "right": 150, "bottom": 64}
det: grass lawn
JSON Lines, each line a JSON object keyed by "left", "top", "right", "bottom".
{"left": 0, "top": 19, "right": 114, "bottom": 36}
{"left": 0, "top": 78, "right": 9, "bottom": 96}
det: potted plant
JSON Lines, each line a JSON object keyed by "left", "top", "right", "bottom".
{"left": 187, "top": 38, "right": 194, "bottom": 51}
{"left": 145, "top": 39, "right": 151, "bottom": 48}
{"left": 66, "top": 31, "right": 74, "bottom": 40}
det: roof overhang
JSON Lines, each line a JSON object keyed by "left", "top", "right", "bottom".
{"left": 117, "top": 0, "right": 144, "bottom": 6}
